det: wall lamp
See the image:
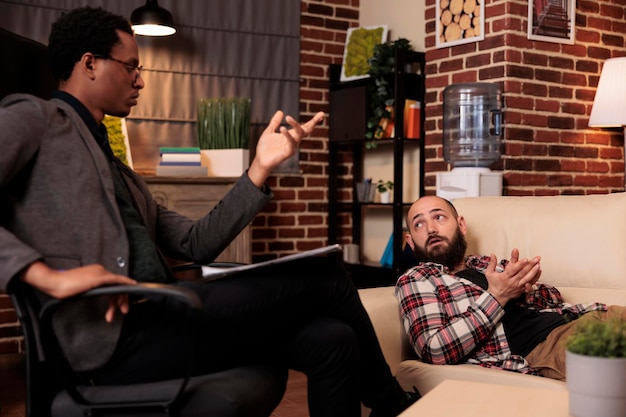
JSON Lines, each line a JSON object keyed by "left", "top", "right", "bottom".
{"left": 589, "top": 57, "right": 626, "bottom": 139}
{"left": 131, "top": 0, "right": 176, "bottom": 37}
{"left": 589, "top": 57, "right": 626, "bottom": 185}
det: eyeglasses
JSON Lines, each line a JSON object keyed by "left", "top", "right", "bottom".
{"left": 93, "top": 54, "right": 143, "bottom": 77}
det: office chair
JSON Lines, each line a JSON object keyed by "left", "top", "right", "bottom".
{"left": 9, "top": 280, "right": 287, "bottom": 417}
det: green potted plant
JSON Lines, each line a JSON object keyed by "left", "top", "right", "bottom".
{"left": 365, "top": 38, "right": 413, "bottom": 149}
{"left": 376, "top": 180, "right": 394, "bottom": 203}
{"left": 565, "top": 317, "right": 626, "bottom": 417}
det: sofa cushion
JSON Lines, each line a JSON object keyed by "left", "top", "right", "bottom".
{"left": 396, "top": 360, "right": 566, "bottom": 394}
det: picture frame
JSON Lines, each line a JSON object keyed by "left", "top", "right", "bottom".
{"left": 527, "top": 0, "right": 575, "bottom": 44}
{"left": 103, "top": 116, "right": 134, "bottom": 169}
{"left": 340, "top": 25, "right": 389, "bottom": 82}
{"left": 436, "top": 0, "right": 485, "bottom": 49}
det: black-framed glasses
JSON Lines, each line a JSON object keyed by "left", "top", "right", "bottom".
{"left": 93, "top": 54, "right": 143, "bottom": 77}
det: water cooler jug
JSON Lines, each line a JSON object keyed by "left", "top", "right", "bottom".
{"left": 436, "top": 82, "right": 504, "bottom": 201}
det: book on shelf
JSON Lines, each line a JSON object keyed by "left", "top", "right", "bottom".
{"left": 157, "top": 147, "right": 204, "bottom": 175}
{"left": 403, "top": 99, "right": 421, "bottom": 139}
{"left": 379, "top": 233, "right": 394, "bottom": 268}
{"left": 375, "top": 105, "right": 395, "bottom": 139}
{"left": 161, "top": 153, "right": 202, "bottom": 163}
{"left": 201, "top": 244, "right": 341, "bottom": 281}
{"left": 159, "top": 161, "right": 202, "bottom": 166}
{"left": 155, "top": 164, "right": 208, "bottom": 177}
{"left": 159, "top": 147, "right": 201, "bottom": 154}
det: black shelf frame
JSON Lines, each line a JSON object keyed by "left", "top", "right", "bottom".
{"left": 328, "top": 49, "right": 426, "bottom": 281}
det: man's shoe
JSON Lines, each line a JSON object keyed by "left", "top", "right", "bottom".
{"left": 369, "top": 385, "right": 421, "bottom": 417}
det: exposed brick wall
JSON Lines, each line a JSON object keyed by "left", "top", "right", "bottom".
{"left": 0, "top": 293, "right": 22, "bottom": 354}
{"left": 251, "top": 0, "right": 360, "bottom": 260}
{"left": 424, "top": 0, "right": 626, "bottom": 196}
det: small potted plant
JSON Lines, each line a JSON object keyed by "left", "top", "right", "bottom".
{"left": 376, "top": 180, "right": 394, "bottom": 203}
{"left": 197, "top": 97, "right": 251, "bottom": 176}
{"left": 565, "top": 317, "right": 626, "bottom": 417}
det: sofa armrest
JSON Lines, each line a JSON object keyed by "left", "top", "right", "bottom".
{"left": 358, "top": 286, "right": 411, "bottom": 374}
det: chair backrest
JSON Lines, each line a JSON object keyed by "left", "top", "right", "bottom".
{"left": 9, "top": 282, "right": 61, "bottom": 417}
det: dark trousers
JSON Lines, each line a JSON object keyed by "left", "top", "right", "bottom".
{"left": 89, "top": 256, "right": 395, "bottom": 417}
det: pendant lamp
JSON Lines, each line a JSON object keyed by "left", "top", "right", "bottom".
{"left": 131, "top": 0, "right": 176, "bottom": 36}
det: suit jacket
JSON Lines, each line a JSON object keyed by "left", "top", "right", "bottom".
{"left": 0, "top": 94, "right": 271, "bottom": 370}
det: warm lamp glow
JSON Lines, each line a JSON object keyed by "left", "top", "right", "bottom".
{"left": 131, "top": 0, "right": 176, "bottom": 37}
{"left": 132, "top": 24, "right": 176, "bottom": 36}
{"left": 588, "top": 57, "right": 626, "bottom": 128}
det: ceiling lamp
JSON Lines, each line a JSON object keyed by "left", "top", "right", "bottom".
{"left": 130, "top": 0, "right": 176, "bottom": 37}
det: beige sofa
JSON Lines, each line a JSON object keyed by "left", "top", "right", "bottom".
{"left": 358, "top": 192, "right": 626, "bottom": 396}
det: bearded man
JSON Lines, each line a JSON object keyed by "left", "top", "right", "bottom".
{"left": 395, "top": 195, "right": 625, "bottom": 380}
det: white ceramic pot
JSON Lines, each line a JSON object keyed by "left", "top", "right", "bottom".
{"left": 566, "top": 350, "right": 626, "bottom": 417}
{"left": 200, "top": 149, "right": 249, "bottom": 177}
{"left": 379, "top": 191, "right": 391, "bottom": 204}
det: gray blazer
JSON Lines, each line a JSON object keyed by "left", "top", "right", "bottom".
{"left": 0, "top": 94, "right": 271, "bottom": 370}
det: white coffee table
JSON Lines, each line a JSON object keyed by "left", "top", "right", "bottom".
{"left": 399, "top": 379, "right": 571, "bottom": 417}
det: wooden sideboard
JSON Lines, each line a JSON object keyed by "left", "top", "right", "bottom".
{"left": 143, "top": 176, "right": 251, "bottom": 264}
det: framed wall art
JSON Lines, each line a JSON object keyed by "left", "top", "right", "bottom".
{"left": 436, "top": 0, "right": 485, "bottom": 48}
{"left": 340, "top": 25, "right": 388, "bottom": 82}
{"left": 103, "top": 116, "right": 134, "bottom": 169}
{"left": 527, "top": 0, "right": 575, "bottom": 44}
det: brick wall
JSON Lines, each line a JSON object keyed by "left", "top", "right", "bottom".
{"left": 423, "top": 0, "right": 626, "bottom": 196}
{"left": 0, "top": 293, "right": 21, "bottom": 354}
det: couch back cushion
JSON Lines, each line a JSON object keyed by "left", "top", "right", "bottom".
{"left": 453, "top": 193, "right": 626, "bottom": 291}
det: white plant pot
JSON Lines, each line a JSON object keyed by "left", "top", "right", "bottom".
{"left": 566, "top": 350, "right": 626, "bottom": 417}
{"left": 379, "top": 191, "right": 391, "bottom": 204}
{"left": 200, "top": 149, "right": 249, "bottom": 177}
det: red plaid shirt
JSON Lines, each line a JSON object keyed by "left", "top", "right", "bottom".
{"left": 395, "top": 255, "right": 607, "bottom": 374}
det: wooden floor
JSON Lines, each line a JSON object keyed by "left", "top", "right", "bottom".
{"left": 0, "top": 353, "right": 309, "bottom": 417}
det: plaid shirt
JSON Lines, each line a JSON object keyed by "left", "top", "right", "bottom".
{"left": 395, "top": 255, "right": 607, "bottom": 375}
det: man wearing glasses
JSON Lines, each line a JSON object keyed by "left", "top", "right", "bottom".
{"left": 0, "top": 6, "right": 419, "bottom": 417}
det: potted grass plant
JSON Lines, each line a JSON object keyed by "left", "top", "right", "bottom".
{"left": 565, "top": 317, "right": 626, "bottom": 417}
{"left": 197, "top": 97, "right": 251, "bottom": 176}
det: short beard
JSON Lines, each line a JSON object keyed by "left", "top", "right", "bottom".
{"left": 412, "top": 227, "right": 467, "bottom": 269}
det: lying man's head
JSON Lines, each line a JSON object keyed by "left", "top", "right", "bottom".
{"left": 405, "top": 196, "right": 467, "bottom": 270}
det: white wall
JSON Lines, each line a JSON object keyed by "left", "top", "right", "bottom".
{"left": 360, "top": 0, "right": 425, "bottom": 51}
{"left": 358, "top": 1, "right": 425, "bottom": 263}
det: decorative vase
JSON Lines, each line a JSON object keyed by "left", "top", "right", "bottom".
{"left": 566, "top": 350, "right": 626, "bottom": 417}
{"left": 356, "top": 183, "right": 375, "bottom": 202}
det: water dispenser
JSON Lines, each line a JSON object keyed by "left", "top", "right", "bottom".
{"left": 436, "top": 82, "right": 504, "bottom": 201}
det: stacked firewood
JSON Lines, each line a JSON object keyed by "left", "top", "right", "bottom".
{"left": 439, "top": 0, "right": 481, "bottom": 43}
